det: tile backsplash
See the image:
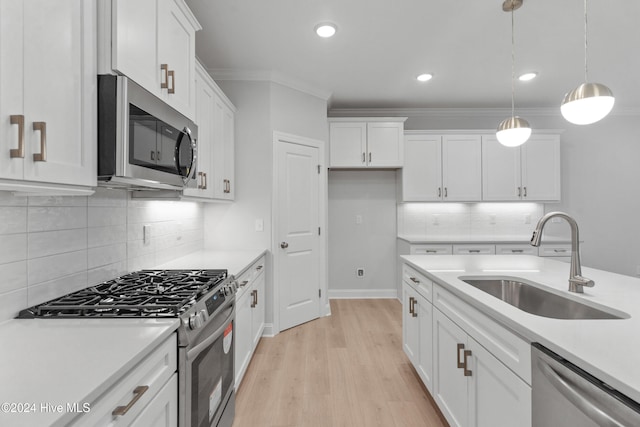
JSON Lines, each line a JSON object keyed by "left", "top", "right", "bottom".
{"left": 0, "top": 188, "right": 204, "bottom": 322}
{"left": 398, "top": 202, "right": 545, "bottom": 238}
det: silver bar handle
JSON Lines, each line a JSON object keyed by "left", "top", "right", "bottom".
{"left": 362, "top": 152, "right": 365, "bottom": 164}
{"left": 368, "top": 152, "right": 372, "bottom": 163}
{"left": 518, "top": 187, "right": 522, "bottom": 197}
{"left": 523, "top": 186, "right": 527, "bottom": 197}
{"left": 444, "top": 187, "right": 448, "bottom": 198}
{"left": 438, "top": 187, "right": 442, "bottom": 198}
{"left": 112, "top": 385, "right": 149, "bottom": 416}
{"left": 537, "top": 359, "right": 626, "bottom": 427}
{"left": 160, "top": 64, "right": 169, "bottom": 89}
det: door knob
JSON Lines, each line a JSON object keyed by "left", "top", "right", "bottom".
{"left": 280, "top": 242, "right": 289, "bottom": 249}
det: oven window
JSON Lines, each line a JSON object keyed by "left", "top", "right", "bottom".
{"left": 191, "top": 320, "right": 234, "bottom": 427}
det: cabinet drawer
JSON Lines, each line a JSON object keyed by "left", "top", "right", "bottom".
{"left": 433, "top": 285, "right": 531, "bottom": 384}
{"left": 410, "top": 244, "right": 453, "bottom": 255}
{"left": 402, "top": 263, "right": 433, "bottom": 302}
{"left": 77, "top": 334, "right": 178, "bottom": 426}
{"left": 495, "top": 244, "right": 537, "bottom": 255}
{"left": 453, "top": 244, "right": 496, "bottom": 255}
{"left": 538, "top": 244, "right": 571, "bottom": 257}
{"left": 236, "top": 255, "right": 266, "bottom": 297}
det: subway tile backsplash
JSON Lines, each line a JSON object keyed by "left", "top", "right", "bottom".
{"left": 0, "top": 188, "right": 204, "bottom": 322}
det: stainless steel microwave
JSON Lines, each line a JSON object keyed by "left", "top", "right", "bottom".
{"left": 97, "top": 75, "right": 198, "bottom": 190}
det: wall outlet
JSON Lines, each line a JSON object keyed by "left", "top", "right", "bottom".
{"left": 432, "top": 214, "right": 440, "bottom": 225}
{"left": 356, "top": 215, "right": 363, "bottom": 224}
{"left": 524, "top": 214, "right": 531, "bottom": 224}
{"left": 255, "top": 219, "right": 264, "bottom": 232}
{"left": 489, "top": 214, "right": 496, "bottom": 224}
{"left": 143, "top": 224, "right": 151, "bottom": 245}
{"left": 356, "top": 268, "right": 365, "bottom": 278}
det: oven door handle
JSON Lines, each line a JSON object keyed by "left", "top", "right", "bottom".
{"left": 186, "top": 305, "right": 235, "bottom": 361}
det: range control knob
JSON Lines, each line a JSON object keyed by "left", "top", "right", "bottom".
{"left": 189, "top": 312, "right": 204, "bottom": 330}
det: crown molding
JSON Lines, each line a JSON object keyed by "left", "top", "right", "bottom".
{"left": 328, "top": 107, "right": 640, "bottom": 118}
{"left": 207, "top": 68, "right": 333, "bottom": 101}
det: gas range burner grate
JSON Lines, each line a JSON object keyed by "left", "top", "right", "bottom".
{"left": 17, "top": 269, "right": 227, "bottom": 318}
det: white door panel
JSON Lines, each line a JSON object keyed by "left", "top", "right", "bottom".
{"left": 277, "top": 139, "right": 320, "bottom": 331}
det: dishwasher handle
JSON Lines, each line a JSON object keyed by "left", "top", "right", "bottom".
{"left": 537, "top": 358, "right": 626, "bottom": 427}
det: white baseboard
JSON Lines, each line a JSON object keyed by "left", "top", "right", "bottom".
{"left": 262, "top": 323, "right": 275, "bottom": 337}
{"left": 328, "top": 289, "right": 399, "bottom": 299}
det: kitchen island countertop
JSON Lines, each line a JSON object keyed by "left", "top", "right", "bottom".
{"left": 402, "top": 254, "right": 640, "bottom": 403}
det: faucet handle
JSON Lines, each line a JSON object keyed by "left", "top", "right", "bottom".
{"left": 569, "top": 275, "right": 595, "bottom": 293}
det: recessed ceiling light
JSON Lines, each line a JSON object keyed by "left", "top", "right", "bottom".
{"left": 315, "top": 23, "right": 337, "bottom": 38}
{"left": 416, "top": 73, "right": 433, "bottom": 82}
{"left": 518, "top": 72, "right": 538, "bottom": 82}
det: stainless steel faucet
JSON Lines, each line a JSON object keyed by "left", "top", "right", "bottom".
{"left": 530, "top": 211, "right": 594, "bottom": 293}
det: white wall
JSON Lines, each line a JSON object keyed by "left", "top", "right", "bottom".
{"left": 331, "top": 108, "right": 640, "bottom": 276}
{"left": 328, "top": 171, "right": 397, "bottom": 297}
{"left": 0, "top": 188, "right": 204, "bottom": 322}
{"left": 204, "top": 79, "right": 329, "bottom": 328}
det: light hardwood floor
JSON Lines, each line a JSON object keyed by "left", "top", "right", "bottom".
{"left": 233, "top": 299, "right": 448, "bottom": 427}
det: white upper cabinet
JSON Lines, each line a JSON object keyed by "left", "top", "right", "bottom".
{"left": 183, "top": 61, "right": 235, "bottom": 201}
{"left": 482, "top": 134, "right": 560, "bottom": 201}
{"left": 104, "top": 0, "right": 200, "bottom": 120}
{"left": 329, "top": 118, "right": 405, "bottom": 168}
{"left": 400, "top": 133, "right": 482, "bottom": 202}
{"left": 0, "top": 0, "right": 96, "bottom": 194}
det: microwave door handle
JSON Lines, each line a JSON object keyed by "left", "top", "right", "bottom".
{"left": 537, "top": 359, "right": 626, "bottom": 427}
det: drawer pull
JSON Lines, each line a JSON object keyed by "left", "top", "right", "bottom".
{"left": 457, "top": 343, "right": 465, "bottom": 368}
{"left": 251, "top": 290, "right": 258, "bottom": 308}
{"left": 425, "top": 250, "right": 437, "bottom": 253}
{"left": 463, "top": 350, "right": 473, "bottom": 376}
{"left": 256, "top": 265, "right": 263, "bottom": 271}
{"left": 511, "top": 249, "right": 524, "bottom": 253}
{"left": 112, "top": 385, "right": 149, "bottom": 416}
{"left": 554, "top": 249, "right": 568, "bottom": 253}
{"left": 240, "top": 280, "right": 249, "bottom": 287}
{"left": 9, "top": 115, "right": 25, "bottom": 158}
{"left": 408, "top": 296, "right": 415, "bottom": 316}
{"left": 409, "top": 277, "right": 420, "bottom": 284}
{"left": 168, "top": 70, "right": 175, "bottom": 94}
{"left": 469, "top": 249, "right": 481, "bottom": 253}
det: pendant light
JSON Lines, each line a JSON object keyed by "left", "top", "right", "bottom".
{"left": 561, "top": 0, "right": 614, "bottom": 125}
{"left": 496, "top": 0, "right": 531, "bottom": 148}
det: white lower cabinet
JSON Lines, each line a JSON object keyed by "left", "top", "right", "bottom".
{"left": 432, "top": 310, "right": 531, "bottom": 427}
{"left": 234, "top": 255, "right": 266, "bottom": 387}
{"left": 402, "top": 262, "right": 532, "bottom": 427}
{"left": 74, "top": 334, "right": 178, "bottom": 426}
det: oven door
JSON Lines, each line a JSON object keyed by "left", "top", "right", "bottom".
{"left": 181, "top": 304, "right": 235, "bottom": 427}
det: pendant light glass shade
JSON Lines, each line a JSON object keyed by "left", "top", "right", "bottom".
{"left": 560, "top": 82, "right": 615, "bottom": 125}
{"left": 561, "top": 0, "right": 614, "bottom": 125}
{"left": 496, "top": 116, "right": 532, "bottom": 147}
{"left": 496, "top": 0, "right": 531, "bottom": 147}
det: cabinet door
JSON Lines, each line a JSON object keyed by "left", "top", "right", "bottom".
{"left": 184, "top": 65, "right": 215, "bottom": 199}
{"left": 467, "top": 338, "right": 531, "bottom": 427}
{"left": 221, "top": 102, "right": 235, "bottom": 200}
{"left": 521, "top": 135, "right": 561, "bottom": 201}
{"left": 130, "top": 373, "right": 178, "bottom": 427}
{"left": 402, "top": 284, "right": 419, "bottom": 366}
{"left": 401, "top": 135, "right": 443, "bottom": 201}
{"left": 0, "top": 0, "right": 24, "bottom": 180}
{"left": 211, "top": 96, "right": 235, "bottom": 200}
{"left": 234, "top": 289, "right": 253, "bottom": 388}
{"left": 112, "top": 0, "right": 159, "bottom": 95}
{"left": 481, "top": 135, "right": 522, "bottom": 201}
{"left": 442, "top": 135, "right": 482, "bottom": 201}
{"left": 157, "top": 0, "right": 196, "bottom": 119}
{"left": 22, "top": 0, "right": 96, "bottom": 187}
{"left": 366, "top": 122, "right": 403, "bottom": 167}
{"left": 416, "top": 293, "right": 434, "bottom": 393}
{"left": 433, "top": 309, "right": 468, "bottom": 427}
{"left": 251, "top": 272, "right": 265, "bottom": 348}
{"left": 329, "top": 122, "right": 367, "bottom": 168}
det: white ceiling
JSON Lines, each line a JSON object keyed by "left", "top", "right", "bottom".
{"left": 185, "top": 0, "right": 640, "bottom": 110}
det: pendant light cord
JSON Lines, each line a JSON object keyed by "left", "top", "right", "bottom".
{"left": 510, "top": 7, "right": 515, "bottom": 117}
{"left": 584, "top": 0, "right": 588, "bottom": 82}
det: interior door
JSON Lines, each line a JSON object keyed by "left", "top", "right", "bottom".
{"left": 276, "top": 138, "right": 321, "bottom": 331}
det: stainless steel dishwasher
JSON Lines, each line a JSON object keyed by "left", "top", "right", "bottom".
{"left": 532, "top": 343, "right": 640, "bottom": 426}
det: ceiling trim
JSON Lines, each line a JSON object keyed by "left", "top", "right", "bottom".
{"left": 328, "top": 107, "right": 640, "bottom": 118}
{"left": 207, "top": 68, "right": 333, "bottom": 101}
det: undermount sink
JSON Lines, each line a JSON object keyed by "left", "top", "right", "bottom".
{"left": 459, "top": 277, "right": 628, "bottom": 320}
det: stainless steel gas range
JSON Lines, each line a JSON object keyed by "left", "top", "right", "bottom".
{"left": 18, "top": 269, "right": 238, "bottom": 427}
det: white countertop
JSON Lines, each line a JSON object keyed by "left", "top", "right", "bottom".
{"left": 156, "top": 249, "right": 267, "bottom": 277}
{"left": 401, "top": 254, "right": 640, "bottom": 402}
{"left": 0, "top": 318, "right": 179, "bottom": 427}
{"left": 398, "top": 234, "right": 572, "bottom": 244}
